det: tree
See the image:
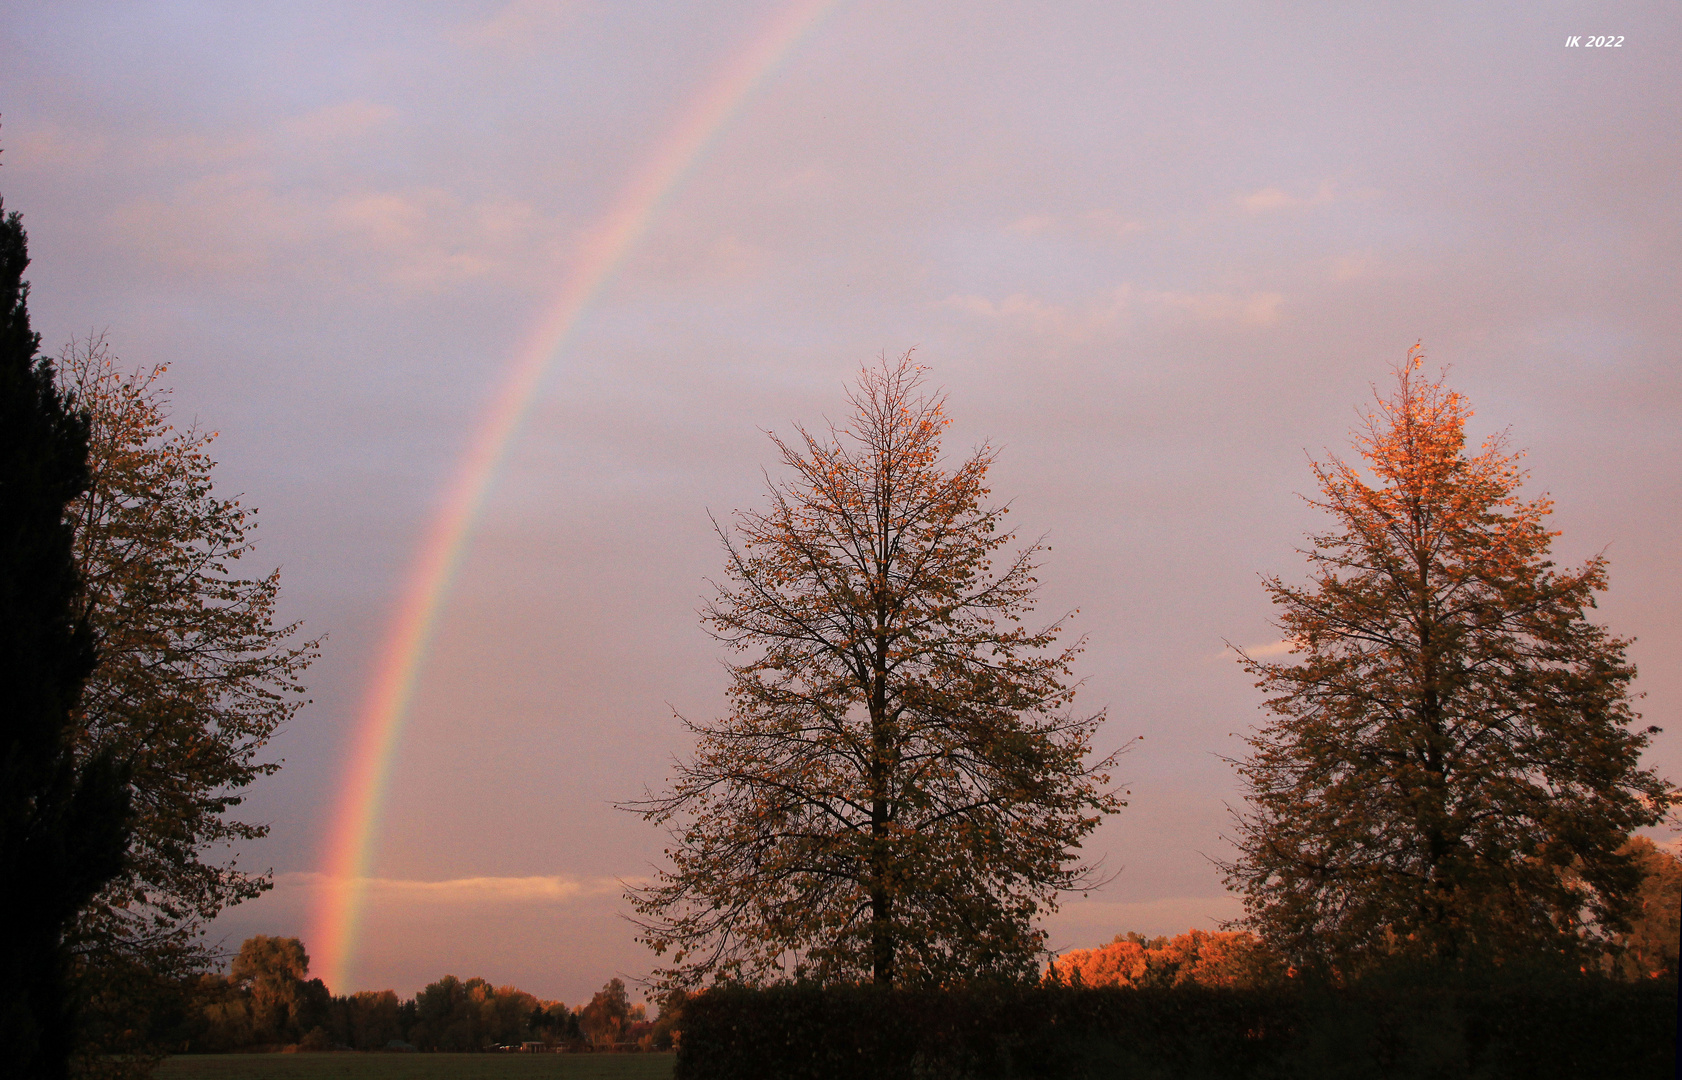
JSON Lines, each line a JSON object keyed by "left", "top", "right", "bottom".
{"left": 187, "top": 935, "right": 327, "bottom": 1050}
{"left": 326, "top": 989, "right": 402, "bottom": 1051}
{"left": 227, "top": 936, "right": 327, "bottom": 1046}
{"left": 0, "top": 196, "right": 132, "bottom": 1079}
{"left": 1047, "top": 929, "right": 1284, "bottom": 989}
{"left": 404, "top": 975, "right": 480, "bottom": 1052}
{"left": 1607, "top": 837, "right": 1681, "bottom": 981}
{"left": 405, "top": 974, "right": 539, "bottom": 1051}
{"left": 53, "top": 339, "right": 318, "bottom": 1030}
{"left": 527, "top": 1000, "right": 580, "bottom": 1046}
{"left": 628, "top": 354, "right": 1120, "bottom": 989}
{"left": 1225, "top": 349, "right": 1675, "bottom": 969}
{"left": 645, "top": 989, "right": 687, "bottom": 1051}
{"left": 578, "top": 978, "right": 630, "bottom": 1047}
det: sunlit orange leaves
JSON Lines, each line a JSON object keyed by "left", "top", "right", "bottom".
{"left": 1226, "top": 348, "right": 1674, "bottom": 970}
{"left": 1048, "top": 929, "right": 1285, "bottom": 990}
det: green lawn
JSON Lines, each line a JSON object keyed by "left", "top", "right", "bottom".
{"left": 152, "top": 1053, "right": 675, "bottom": 1080}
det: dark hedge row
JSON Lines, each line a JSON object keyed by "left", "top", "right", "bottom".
{"left": 674, "top": 977, "right": 1677, "bottom": 1080}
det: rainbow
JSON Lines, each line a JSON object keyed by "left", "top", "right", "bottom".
{"left": 309, "top": 0, "right": 838, "bottom": 993}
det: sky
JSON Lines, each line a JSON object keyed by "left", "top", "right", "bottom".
{"left": 2, "top": 0, "right": 1679, "bottom": 1005}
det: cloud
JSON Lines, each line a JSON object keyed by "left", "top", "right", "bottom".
{"left": 1005, "top": 209, "right": 1144, "bottom": 241}
{"left": 1329, "top": 252, "right": 1375, "bottom": 281}
{"left": 133, "top": 131, "right": 264, "bottom": 170}
{"left": 630, "top": 231, "right": 774, "bottom": 288}
{"left": 272, "top": 872, "right": 624, "bottom": 906}
{"left": 946, "top": 283, "right": 1284, "bottom": 341}
{"left": 1235, "top": 182, "right": 1336, "bottom": 214}
{"left": 1237, "top": 639, "right": 1299, "bottom": 658}
{"left": 108, "top": 172, "right": 313, "bottom": 276}
{"left": 107, "top": 173, "right": 539, "bottom": 289}
{"left": 114, "top": 98, "right": 402, "bottom": 173}
{"left": 1006, "top": 214, "right": 1057, "bottom": 237}
{"left": 944, "top": 285, "right": 1135, "bottom": 342}
{"left": 1139, "top": 289, "right": 1284, "bottom": 326}
{"left": 286, "top": 100, "right": 398, "bottom": 143}
{"left": 453, "top": 0, "right": 583, "bottom": 52}
{"left": 335, "top": 192, "right": 437, "bottom": 242}
{"left": 1083, "top": 209, "right": 1145, "bottom": 239}
{"left": 10, "top": 122, "right": 109, "bottom": 168}
{"left": 19, "top": 99, "right": 391, "bottom": 181}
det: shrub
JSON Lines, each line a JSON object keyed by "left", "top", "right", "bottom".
{"left": 675, "top": 975, "right": 1676, "bottom": 1080}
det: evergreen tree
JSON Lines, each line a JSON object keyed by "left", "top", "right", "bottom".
{"left": 1226, "top": 350, "right": 1674, "bottom": 969}
{"left": 0, "top": 198, "right": 132, "bottom": 1078}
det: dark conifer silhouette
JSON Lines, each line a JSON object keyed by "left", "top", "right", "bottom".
{"left": 0, "top": 195, "right": 132, "bottom": 1079}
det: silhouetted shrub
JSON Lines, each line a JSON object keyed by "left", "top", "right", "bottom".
{"left": 675, "top": 973, "right": 1676, "bottom": 1080}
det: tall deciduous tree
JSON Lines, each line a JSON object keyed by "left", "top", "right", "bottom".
{"left": 55, "top": 339, "right": 318, "bottom": 1014}
{"left": 0, "top": 198, "right": 132, "bottom": 1079}
{"left": 629, "top": 355, "right": 1120, "bottom": 989}
{"left": 1226, "top": 349, "right": 1674, "bottom": 968}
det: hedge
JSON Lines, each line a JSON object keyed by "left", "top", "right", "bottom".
{"left": 674, "top": 977, "right": 1676, "bottom": 1079}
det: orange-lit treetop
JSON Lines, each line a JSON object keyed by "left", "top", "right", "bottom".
{"left": 1226, "top": 347, "right": 1675, "bottom": 969}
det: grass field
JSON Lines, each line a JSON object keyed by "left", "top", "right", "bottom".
{"left": 152, "top": 1053, "right": 675, "bottom": 1080}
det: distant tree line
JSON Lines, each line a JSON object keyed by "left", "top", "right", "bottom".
{"left": 168, "top": 936, "right": 678, "bottom": 1054}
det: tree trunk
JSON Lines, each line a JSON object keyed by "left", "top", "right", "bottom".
{"left": 869, "top": 636, "right": 895, "bottom": 985}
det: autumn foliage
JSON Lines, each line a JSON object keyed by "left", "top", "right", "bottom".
{"left": 62, "top": 338, "right": 319, "bottom": 962}
{"left": 629, "top": 354, "right": 1119, "bottom": 988}
{"left": 1607, "top": 836, "right": 1682, "bottom": 981}
{"left": 1047, "top": 929, "right": 1284, "bottom": 989}
{"left": 48, "top": 340, "right": 320, "bottom": 1074}
{"left": 1227, "top": 349, "right": 1674, "bottom": 968}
